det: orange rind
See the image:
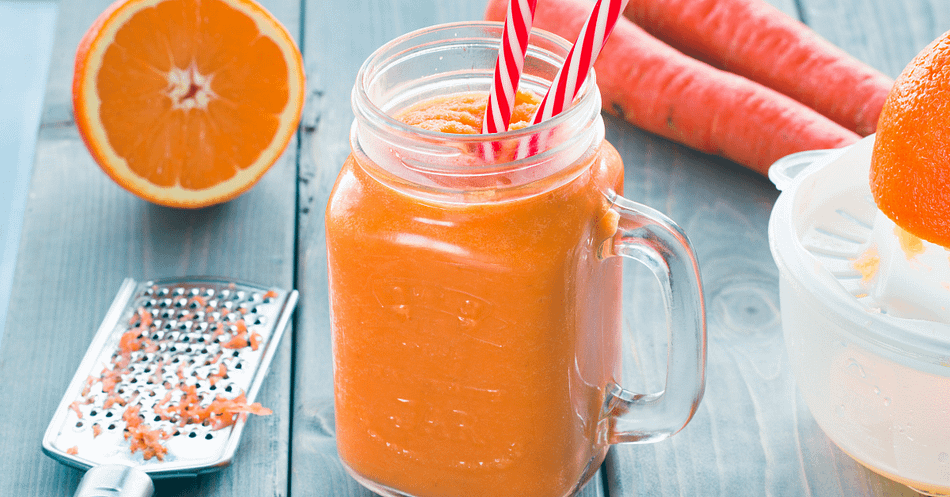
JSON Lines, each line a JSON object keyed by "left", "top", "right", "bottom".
{"left": 73, "top": 0, "right": 305, "bottom": 208}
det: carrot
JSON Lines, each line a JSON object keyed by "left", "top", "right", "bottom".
{"left": 484, "top": 0, "right": 861, "bottom": 175}
{"left": 621, "top": 0, "right": 893, "bottom": 136}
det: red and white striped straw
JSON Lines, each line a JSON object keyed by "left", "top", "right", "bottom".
{"left": 531, "top": 0, "right": 629, "bottom": 124}
{"left": 482, "top": 0, "right": 538, "bottom": 134}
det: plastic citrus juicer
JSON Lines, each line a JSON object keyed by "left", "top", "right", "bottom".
{"left": 42, "top": 277, "right": 298, "bottom": 497}
{"left": 768, "top": 135, "right": 950, "bottom": 495}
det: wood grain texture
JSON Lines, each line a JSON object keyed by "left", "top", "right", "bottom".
{"left": 602, "top": 1, "right": 938, "bottom": 496}
{"left": 293, "top": 1, "right": 605, "bottom": 496}
{"left": 797, "top": 0, "right": 950, "bottom": 78}
{"left": 3, "top": 0, "right": 946, "bottom": 495}
{"left": 0, "top": 0, "right": 300, "bottom": 495}
{"left": 290, "top": 1, "right": 609, "bottom": 495}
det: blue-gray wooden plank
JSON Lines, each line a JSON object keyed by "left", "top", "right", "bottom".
{"left": 292, "top": 1, "right": 605, "bottom": 496}
{"left": 0, "top": 0, "right": 300, "bottom": 495}
{"left": 0, "top": 0, "right": 57, "bottom": 350}
{"left": 604, "top": 1, "right": 943, "bottom": 496}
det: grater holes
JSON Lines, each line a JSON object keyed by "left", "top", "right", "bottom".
{"left": 64, "top": 281, "right": 283, "bottom": 462}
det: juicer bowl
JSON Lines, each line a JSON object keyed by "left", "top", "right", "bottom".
{"left": 768, "top": 136, "right": 950, "bottom": 495}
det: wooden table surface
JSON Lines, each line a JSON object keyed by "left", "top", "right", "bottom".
{"left": 0, "top": 0, "right": 946, "bottom": 495}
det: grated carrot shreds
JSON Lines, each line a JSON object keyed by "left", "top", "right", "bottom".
{"left": 223, "top": 320, "right": 252, "bottom": 349}
{"left": 202, "top": 393, "right": 272, "bottom": 430}
{"left": 208, "top": 362, "right": 228, "bottom": 385}
{"left": 69, "top": 401, "right": 83, "bottom": 419}
{"left": 129, "top": 307, "right": 152, "bottom": 328}
{"left": 210, "top": 324, "right": 225, "bottom": 339}
{"left": 123, "top": 404, "right": 143, "bottom": 428}
{"left": 125, "top": 423, "right": 170, "bottom": 461}
{"left": 139, "top": 308, "right": 153, "bottom": 328}
{"left": 71, "top": 284, "right": 276, "bottom": 462}
{"left": 67, "top": 446, "right": 79, "bottom": 455}
{"left": 150, "top": 360, "right": 164, "bottom": 385}
{"left": 100, "top": 372, "right": 121, "bottom": 395}
{"left": 223, "top": 335, "right": 249, "bottom": 349}
{"left": 103, "top": 394, "right": 127, "bottom": 409}
{"left": 263, "top": 290, "right": 278, "bottom": 300}
{"left": 249, "top": 332, "right": 262, "bottom": 351}
{"left": 80, "top": 376, "right": 95, "bottom": 397}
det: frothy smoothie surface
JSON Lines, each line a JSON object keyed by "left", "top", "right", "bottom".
{"left": 396, "top": 90, "right": 542, "bottom": 133}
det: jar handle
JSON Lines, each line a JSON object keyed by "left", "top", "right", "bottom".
{"left": 600, "top": 191, "right": 707, "bottom": 444}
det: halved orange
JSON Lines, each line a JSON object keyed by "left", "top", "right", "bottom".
{"left": 73, "top": 0, "right": 305, "bottom": 209}
{"left": 870, "top": 30, "right": 950, "bottom": 247}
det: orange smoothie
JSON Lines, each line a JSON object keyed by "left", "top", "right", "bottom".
{"left": 326, "top": 92, "right": 626, "bottom": 497}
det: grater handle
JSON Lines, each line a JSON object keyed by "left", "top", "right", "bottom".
{"left": 75, "top": 464, "right": 154, "bottom": 497}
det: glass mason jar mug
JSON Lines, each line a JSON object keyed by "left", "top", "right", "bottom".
{"left": 325, "top": 22, "right": 707, "bottom": 497}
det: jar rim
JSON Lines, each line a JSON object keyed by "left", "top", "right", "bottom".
{"left": 351, "top": 21, "right": 598, "bottom": 145}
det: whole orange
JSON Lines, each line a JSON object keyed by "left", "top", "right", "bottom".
{"left": 870, "top": 30, "right": 950, "bottom": 247}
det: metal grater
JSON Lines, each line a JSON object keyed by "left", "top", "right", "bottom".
{"left": 42, "top": 277, "right": 298, "bottom": 488}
